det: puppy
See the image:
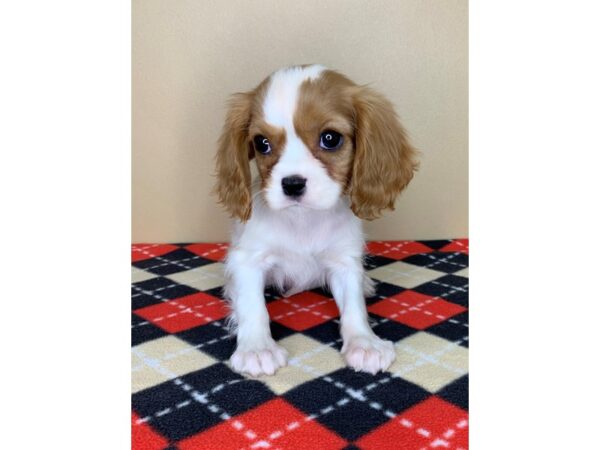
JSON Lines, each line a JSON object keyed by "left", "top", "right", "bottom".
{"left": 214, "top": 65, "right": 418, "bottom": 376}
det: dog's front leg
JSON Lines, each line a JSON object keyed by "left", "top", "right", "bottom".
{"left": 328, "top": 263, "right": 396, "bottom": 374}
{"left": 226, "top": 251, "right": 288, "bottom": 376}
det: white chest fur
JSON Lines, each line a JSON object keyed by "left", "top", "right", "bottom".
{"left": 227, "top": 193, "right": 365, "bottom": 295}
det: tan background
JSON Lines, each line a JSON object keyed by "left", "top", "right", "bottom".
{"left": 132, "top": 0, "right": 468, "bottom": 243}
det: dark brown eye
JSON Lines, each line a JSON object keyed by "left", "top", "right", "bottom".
{"left": 253, "top": 135, "right": 271, "bottom": 155}
{"left": 319, "top": 130, "right": 343, "bottom": 150}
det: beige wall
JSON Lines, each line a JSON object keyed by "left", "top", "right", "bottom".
{"left": 132, "top": 0, "right": 468, "bottom": 243}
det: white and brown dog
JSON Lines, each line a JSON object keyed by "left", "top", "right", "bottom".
{"left": 214, "top": 65, "right": 418, "bottom": 377}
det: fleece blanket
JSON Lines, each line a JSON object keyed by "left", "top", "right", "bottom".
{"left": 131, "top": 239, "right": 469, "bottom": 449}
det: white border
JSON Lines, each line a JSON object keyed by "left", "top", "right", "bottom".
{"left": 471, "top": 1, "right": 600, "bottom": 448}
{"left": 1, "top": 1, "right": 131, "bottom": 448}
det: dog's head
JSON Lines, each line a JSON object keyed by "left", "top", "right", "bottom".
{"left": 214, "top": 65, "right": 418, "bottom": 221}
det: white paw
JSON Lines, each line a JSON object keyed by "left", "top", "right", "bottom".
{"left": 342, "top": 335, "right": 396, "bottom": 374}
{"left": 230, "top": 340, "right": 288, "bottom": 377}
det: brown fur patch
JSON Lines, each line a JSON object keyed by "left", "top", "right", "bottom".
{"left": 213, "top": 78, "right": 271, "bottom": 221}
{"left": 294, "top": 71, "right": 356, "bottom": 186}
{"left": 294, "top": 70, "right": 418, "bottom": 219}
{"left": 248, "top": 120, "right": 286, "bottom": 189}
{"left": 349, "top": 86, "right": 419, "bottom": 220}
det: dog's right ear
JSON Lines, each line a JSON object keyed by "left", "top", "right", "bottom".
{"left": 214, "top": 92, "right": 254, "bottom": 222}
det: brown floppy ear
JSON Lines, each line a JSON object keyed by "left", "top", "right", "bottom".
{"left": 214, "top": 92, "right": 254, "bottom": 221}
{"left": 349, "top": 86, "right": 419, "bottom": 220}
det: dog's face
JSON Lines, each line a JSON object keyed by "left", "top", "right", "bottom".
{"left": 215, "top": 65, "right": 418, "bottom": 221}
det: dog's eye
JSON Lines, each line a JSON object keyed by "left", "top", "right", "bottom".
{"left": 253, "top": 135, "right": 271, "bottom": 155}
{"left": 319, "top": 130, "right": 343, "bottom": 151}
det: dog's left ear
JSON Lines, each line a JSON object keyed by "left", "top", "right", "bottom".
{"left": 349, "top": 86, "right": 419, "bottom": 220}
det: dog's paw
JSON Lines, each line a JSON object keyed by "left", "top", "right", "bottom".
{"left": 230, "top": 340, "right": 288, "bottom": 377}
{"left": 342, "top": 335, "right": 396, "bottom": 374}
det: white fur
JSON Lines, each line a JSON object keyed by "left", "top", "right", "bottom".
{"left": 262, "top": 65, "right": 325, "bottom": 128}
{"left": 224, "top": 66, "right": 395, "bottom": 376}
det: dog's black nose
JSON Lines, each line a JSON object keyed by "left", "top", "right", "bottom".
{"left": 281, "top": 175, "right": 306, "bottom": 197}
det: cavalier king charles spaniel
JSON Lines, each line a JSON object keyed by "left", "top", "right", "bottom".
{"left": 215, "top": 65, "right": 418, "bottom": 376}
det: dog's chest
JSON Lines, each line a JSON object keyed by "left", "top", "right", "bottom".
{"left": 232, "top": 200, "right": 364, "bottom": 292}
{"left": 264, "top": 246, "right": 327, "bottom": 294}
{"left": 260, "top": 210, "right": 362, "bottom": 292}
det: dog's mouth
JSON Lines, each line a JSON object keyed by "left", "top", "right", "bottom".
{"left": 268, "top": 198, "right": 314, "bottom": 212}
{"left": 281, "top": 199, "right": 306, "bottom": 210}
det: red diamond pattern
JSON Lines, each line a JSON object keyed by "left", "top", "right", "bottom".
{"left": 131, "top": 413, "right": 169, "bottom": 450}
{"left": 132, "top": 243, "right": 179, "bottom": 262}
{"left": 134, "top": 292, "right": 229, "bottom": 333}
{"left": 368, "top": 290, "right": 466, "bottom": 329}
{"left": 178, "top": 398, "right": 347, "bottom": 450}
{"left": 356, "top": 397, "right": 468, "bottom": 450}
{"left": 440, "top": 239, "right": 469, "bottom": 254}
{"left": 185, "top": 243, "right": 229, "bottom": 261}
{"left": 366, "top": 241, "right": 434, "bottom": 259}
{"left": 266, "top": 291, "right": 339, "bottom": 331}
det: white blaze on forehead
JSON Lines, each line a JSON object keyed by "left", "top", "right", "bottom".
{"left": 261, "top": 65, "right": 341, "bottom": 212}
{"left": 262, "top": 65, "right": 326, "bottom": 128}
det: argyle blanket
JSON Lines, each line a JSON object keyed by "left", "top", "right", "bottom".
{"left": 131, "top": 239, "right": 469, "bottom": 450}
